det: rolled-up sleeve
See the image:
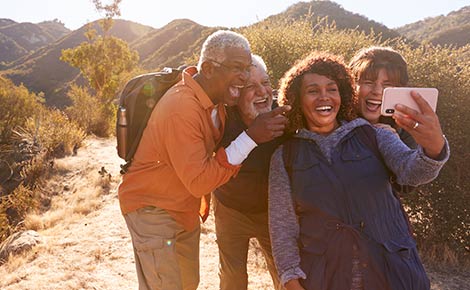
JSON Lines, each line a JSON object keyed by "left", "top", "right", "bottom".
{"left": 268, "top": 146, "right": 306, "bottom": 285}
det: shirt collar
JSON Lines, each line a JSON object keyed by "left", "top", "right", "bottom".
{"left": 182, "top": 66, "right": 215, "bottom": 110}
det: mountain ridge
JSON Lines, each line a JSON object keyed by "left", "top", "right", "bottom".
{"left": 396, "top": 6, "right": 470, "bottom": 47}
{"left": 1, "top": 1, "right": 469, "bottom": 107}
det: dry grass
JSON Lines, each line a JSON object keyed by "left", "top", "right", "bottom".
{"left": 421, "top": 244, "right": 459, "bottom": 266}
{"left": 0, "top": 136, "right": 468, "bottom": 290}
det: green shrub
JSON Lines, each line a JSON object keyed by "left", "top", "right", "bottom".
{"left": 65, "top": 84, "right": 113, "bottom": 136}
{"left": 240, "top": 16, "right": 386, "bottom": 88}
{"left": 0, "top": 86, "right": 85, "bottom": 244}
{"left": 0, "top": 76, "right": 43, "bottom": 143}
{"left": 396, "top": 43, "right": 470, "bottom": 261}
{"left": 19, "top": 108, "right": 86, "bottom": 157}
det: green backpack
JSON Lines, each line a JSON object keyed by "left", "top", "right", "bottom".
{"left": 116, "top": 68, "right": 182, "bottom": 173}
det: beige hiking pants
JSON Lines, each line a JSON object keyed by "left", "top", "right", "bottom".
{"left": 213, "top": 196, "right": 283, "bottom": 290}
{"left": 124, "top": 206, "right": 200, "bottom": 290}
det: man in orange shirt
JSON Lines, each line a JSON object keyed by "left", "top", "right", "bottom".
{"left": 118, "top": 30, "right": 290, "bottom": 290}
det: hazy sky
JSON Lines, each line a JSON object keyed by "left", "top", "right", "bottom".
{"left": 1, "top": 0, "right": 468, "bottom": 30}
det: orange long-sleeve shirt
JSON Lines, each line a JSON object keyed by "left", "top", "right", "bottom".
{"left": 118, "top": 67, "right": 240, "bottom": 231}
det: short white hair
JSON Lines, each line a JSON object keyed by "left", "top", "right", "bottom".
{"left": 251, "top": 54, "right": 267, "bottom": 72}
{"left": 197, "top": 30, "right": 250, "bottom": 71}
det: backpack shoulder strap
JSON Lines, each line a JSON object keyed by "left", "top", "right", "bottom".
{"left": 355, "top": 125, "right": 416, "bottom": 195}
{"left": 282, "top": 138, "right": 295, "bottom": 181}
{"left": 355, "top": 125, "right": 383, "bottom": 163}
{"left": 282, "top": 136, "right": 306, "bottom": 184}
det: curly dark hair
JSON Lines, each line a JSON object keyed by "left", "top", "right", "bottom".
{"left": 278, "top": 51, "right": 357, "bottom": 134}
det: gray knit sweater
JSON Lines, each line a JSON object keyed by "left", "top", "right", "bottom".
{"left": 268, "top": 118, "right": 450, "bottom": 285}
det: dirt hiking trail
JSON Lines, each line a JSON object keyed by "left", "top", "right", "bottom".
{"left": 0, "top": 136, "right": 467, "bottom": 290}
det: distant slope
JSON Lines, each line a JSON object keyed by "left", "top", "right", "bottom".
{"left": 396, "top": 6, "right": 470, "bottom": 46}
{"left": 3, "top": 18, "right": 214, "bottom": 107}
{"left": 268, "top": 0, "right": 401, "bottom": 40}
{"left": 0, "top": 18, "right": 16, "bottom": 28}
{"left": 429, "top": 23, "right": 470, "bottom": 47}
{"left": 37, "top": 20, "right": 70, "bottom": 40}
{"left": 132, "top": 19, "right": 199, "bottom": 63}
{"left": 2, "top": 0, "right": 434, "bottom": 108}
{"left": 0, "top": 22, "right": 55, "bottom": 51}
{"left": 132, "top": 19, "right": 219, "bottom": 69}
{"left": 0, "top": 19, "right": 70, "bottom": 64}
{"left": 0, "top": 33, "right": 28, "bottom": 64}
{"left": 4, "top": 19, "right": 154, "bottom": 108}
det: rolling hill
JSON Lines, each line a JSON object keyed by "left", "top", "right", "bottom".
{"left": 130, "top": 19, "right": 218, "bottom": 69}
{"left": 3, "top": 19, "right": 154, "bottom": 107}
{"left": 268, "top": 0, "right": 401, "bottom": 40}
{"left": 2, "top": 18, "right": 216, "bottom": 107}
{"left": 0, "top": 19, "right": 70, "bottom": 64}
{"left": 396, "top": 6, "right": 470, "bottom": 47}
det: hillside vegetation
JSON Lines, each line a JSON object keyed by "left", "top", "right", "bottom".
{"left": 2, "top": 20, "right": 152, "bottom": 108}
{"left": 268, "top": 0, "right": 401, "bottom": 40}
{"left": 1, "top": 0, "right": 421, "bottom": 108}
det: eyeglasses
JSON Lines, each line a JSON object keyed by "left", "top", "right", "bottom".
{"left": 208, "top": 59, "right": 253, "bottom": 75}
{"left": 243, "top": 79, "right": 272, "bottom": 92}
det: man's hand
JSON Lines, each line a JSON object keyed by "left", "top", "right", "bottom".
{"left": 246, "top": 105, "right": 291, "bottom": 144}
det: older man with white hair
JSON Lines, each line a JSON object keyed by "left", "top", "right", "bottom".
{"left": 213, "top": 54, "right": 285, "bottom": 290}
{"left": 119, "top": 31, "right": 290, "bottom": 290}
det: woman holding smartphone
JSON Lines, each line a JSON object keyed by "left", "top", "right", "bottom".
{"left": 269, "top": 51, "right": 449, "bottom": 290}
{"left": 349, "top": 46, "right": 417, "bottom": 147}
{"left": 348, "top": 46, "right": 444, "bottom": 197}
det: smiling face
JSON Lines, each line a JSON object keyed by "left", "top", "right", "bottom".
{"left": 300, "top": 73, "right": 341, "bottom": 135}
{"left": 237, "top": 64, "right": 273, "bottom": 125}
{"left": 211, "top": 47, "right": 252, "bottom": 106}
{"left": 356, "top": 68, "right": 395, "bottom": 124}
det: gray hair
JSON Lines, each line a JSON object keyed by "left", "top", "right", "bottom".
{"left": 251, "top": 54, "right": 267, "bottom": 72}
{"left": 197, "top": 30, "right": 250, "bottom": 71}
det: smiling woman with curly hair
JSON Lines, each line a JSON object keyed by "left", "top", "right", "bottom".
{"left": 268, "top": 51, "right": 449, "bottom": 290}
{"left": 277, "top": 52, "right": 357, "bottom": 134}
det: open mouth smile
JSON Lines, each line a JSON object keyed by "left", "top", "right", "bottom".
{"left": 254, "top": 97, "right": 268, "bottom": 105}
{"left": 366, "top": 99, "right": 382, "bottom": 111}
{"left": 315, "top": 105, "right": 333, "bottom": 112}
{"left": 229, "top": 85, "right": 244, "bottom": 97}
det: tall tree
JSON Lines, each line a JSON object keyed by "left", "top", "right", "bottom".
{"left": 60, "top": 0, "right": 138, "bottom": 135}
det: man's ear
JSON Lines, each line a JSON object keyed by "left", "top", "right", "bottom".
{"left": 200, "top": 61, "right": 216, "bottom": 79}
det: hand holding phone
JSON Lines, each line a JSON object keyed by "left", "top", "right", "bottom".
{"left": 381, "top": 87, "right": 438, "bottom": 116}
{"left": 389, "top": 89, "right": 445, "bottom": 159}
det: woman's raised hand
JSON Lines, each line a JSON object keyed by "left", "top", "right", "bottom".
{"left": 392, "top": 91, "right": 445, "bottom": 159}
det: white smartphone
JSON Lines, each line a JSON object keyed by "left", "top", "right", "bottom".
{"left": 381, "top": 87, "right": 439, "bottom": 116}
